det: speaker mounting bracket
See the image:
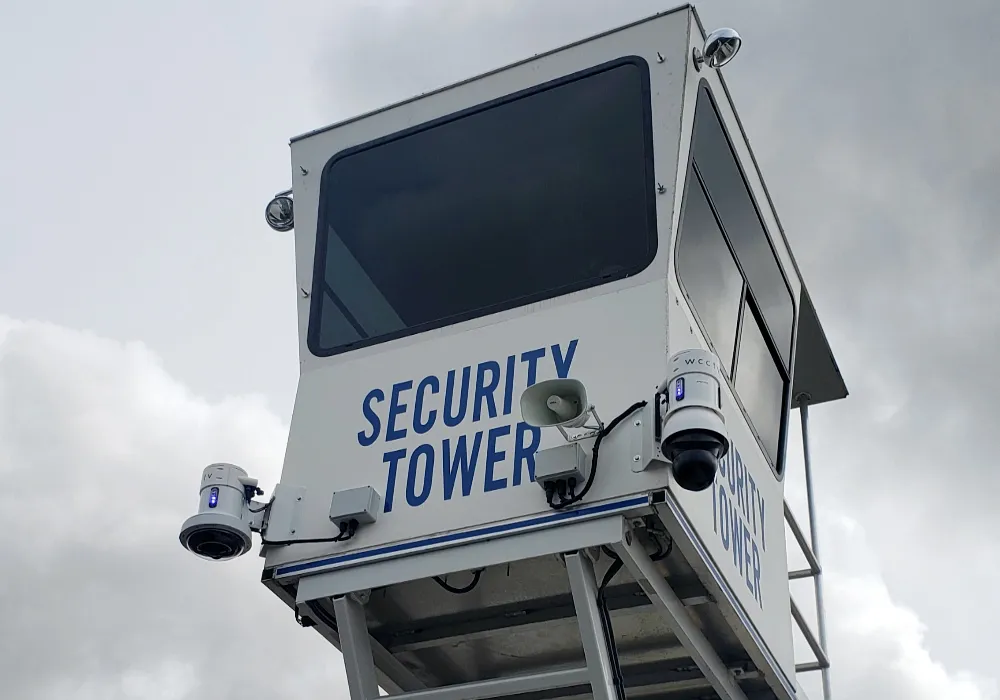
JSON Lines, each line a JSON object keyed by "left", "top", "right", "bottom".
{"left": 555, "top": 406, "right": 604, "bottom": 442}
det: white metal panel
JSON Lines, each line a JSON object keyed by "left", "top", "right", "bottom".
{"left": 263, "top": 7, "right": 815, "bottom": 699}
{"left": 656, "top": 11, "right": 798, "bottom": 691}
{"left": 268, "top": 281, "right": 671, "bottom": 571}
{"left": 270, "top": 9, "right": 694, "bottom": 570}
{"left": 287, "top": 8, "right": 693, "bottom": 374}
{"left": 666, "top": 287, "right": 797, "bottom": 692}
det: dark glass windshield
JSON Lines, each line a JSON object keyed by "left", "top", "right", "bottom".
{"left": 689, "top": 85, "right": 794, "bottom": 371}
{"left": 675, "top": 81, "right": 794, "bottom": 474}
{"left": 308, "top": 58, "right": 657, "bottom": 357}
{"left": 675, "top": 167, "right": 743, "bottom": 375}
{"left": 735, "top": 301, "right": 786, "bottom": 465}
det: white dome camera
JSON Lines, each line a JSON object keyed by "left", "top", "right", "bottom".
{"left": 660, "top": 349, "right": 730, "bottom": 492}
{"left": 179, "top": 463, "right": 259, "bottom": 561}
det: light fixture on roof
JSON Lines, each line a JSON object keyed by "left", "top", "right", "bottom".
{"left": 265, "top": 189, "right": 294, "bottom": 232}
{"left": 693, "top": 27, "right": 742, "bottom": 71}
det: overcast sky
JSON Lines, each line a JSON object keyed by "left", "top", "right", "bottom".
{"left": 1, "top": 1, "right": 998, "bottom": 699}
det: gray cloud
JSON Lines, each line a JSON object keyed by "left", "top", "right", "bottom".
{"left": 2, "top": 0, "right": 998, "bottom": 697}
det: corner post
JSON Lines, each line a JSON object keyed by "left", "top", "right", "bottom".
{"left": 564, "top": 551, "right": 621, "bottom": 700}
{"left": 798, "top": 394, "right": 833, "bottom": 700}
{"left": 333, "top": 594, "right": 380, "bottom": 700}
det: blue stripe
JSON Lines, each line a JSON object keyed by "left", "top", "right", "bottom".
{"left": 661, "top": 494, "right": 797, "bottom": 697}
{"left": 275, "top": 495, "right": 649, "bottom": 578}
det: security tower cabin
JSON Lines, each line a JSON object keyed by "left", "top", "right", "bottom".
{"left": 181, "top": 6, "right": 848, "bottom": 700}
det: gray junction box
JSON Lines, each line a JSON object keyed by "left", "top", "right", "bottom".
{"left": 239, "top": 5, "right": 848, "bottom": 700}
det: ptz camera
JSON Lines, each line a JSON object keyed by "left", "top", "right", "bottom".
{"left": 660, "top": 349, "right": 730, "bottom": 492}
{"left": 179, "top": 466, "right": 380, "bottom": 561}
{"left": 179, "top": 463, "right": 261, "bottom": 561}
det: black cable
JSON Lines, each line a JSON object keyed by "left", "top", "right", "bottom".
{"left": 244, "top": 486, "right": 266, "bottom": 507}
{"left": 294, "top": 608, "right": 316, "bottom": 628}
{"left": 262, "top": 519, "right": 358, "bottom": 547}
{"left": 432, "top": 569, "right": 483, "bottom": 594}
{"left": 597, "top": 547, "right": 628, "bottom": 700}
{"left": 544, "top": 482, "right": 557, "bottom": 508}
{"left": 650, "top": 532, "right": 673, "bottom": 562}
{"left": 599, "top": 547, "right": 624, "bottom": 590}
{"left": 304, "top": 600, "right": 339, "bottom": 631}
{"left": 550, "top": 400, "right": 648, "bottom": 510}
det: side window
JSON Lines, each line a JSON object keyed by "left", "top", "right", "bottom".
{"left": 675, "top": 166, "right": 743, "bottom": 375}
{"left": 675, "top": 82, "right": 795, "bottom": 474}
{"left": 690, "top": 85, "right": 794, "bottom": 371}
{"left": 734, "top": 301, "right": 786, "bottom": 465}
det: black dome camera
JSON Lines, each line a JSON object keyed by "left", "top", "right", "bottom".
{"left": 660, "top": 349, "right": 730, "bottom": 493}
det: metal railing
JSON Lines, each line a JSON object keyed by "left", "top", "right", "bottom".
{"left": 785, "top": 396, "right": 833, "bottom": 700}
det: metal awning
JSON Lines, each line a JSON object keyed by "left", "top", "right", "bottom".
{"left": 791, "top": 286, "right": 848, "bottom": 406}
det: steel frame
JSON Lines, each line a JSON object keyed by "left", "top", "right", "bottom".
{"left": 291, "top": 512, "right": 761, "bottom": 700}
{"left": 784, "top": 398, "right": 832, "bottom": 699}
{"left": 268, "top": 400, "right": 834, "bottom": 700}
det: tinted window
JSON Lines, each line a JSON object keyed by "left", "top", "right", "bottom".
{"left": 675, "top": 81, "right": 794, "bottom": 474}
{"left": 735, "top": 301, "right": 785, "bottom": 465}
{"left": 691, "top": 85, "right": 793, "bottom": 370}
{"left": 308, "top": 58, "right": 657, "bottom": 357}
{"left": 675, "top": 166, "right": 743, "bottom": 374}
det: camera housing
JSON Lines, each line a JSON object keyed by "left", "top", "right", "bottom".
{"left": 660, "top": 349, "right": 730, "bottom": 492}
{"left": 179, "top": 463, "right": 256, "bottom": 561}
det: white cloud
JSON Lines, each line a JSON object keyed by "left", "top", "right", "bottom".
{"left": 818, "top": 513, "right": 998, "bottom": 700}
{"left": 0, "top": 316, "right": 991, "bottom": 698}
{"left": 0, "top": 317, "right": 347, "bottom": 700}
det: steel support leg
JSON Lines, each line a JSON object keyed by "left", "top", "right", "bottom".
{"left": 333, "top": 594, "right": 380, "bottom": 700}
{"left": 799, "top": 398, "right": 833, "bottom": 700}
{"left": 565, "top": 551, "right": 620, "bottom": 700}
{"left": 612, "top": 532, "right": 749, "bottom": 700}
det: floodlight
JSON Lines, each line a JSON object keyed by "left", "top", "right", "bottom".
{"left": 693, "top": 28, "right": 742, "bottom": 71}
{"left": 265, "top": 192, "right": 294, "bottom": 232}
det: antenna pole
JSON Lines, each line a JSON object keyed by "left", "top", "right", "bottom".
{"left": 799, "top": 397, "right": 833, "bottom": 700}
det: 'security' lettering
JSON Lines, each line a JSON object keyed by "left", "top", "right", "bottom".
{"left": 358, "top": 340, "right": 578, "bottom": 513}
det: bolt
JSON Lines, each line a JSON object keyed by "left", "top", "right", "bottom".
{"left": 297, "top": 496, "right": 302, "bottom": 501}
{"left": 656, "top": 183, "right": 666, "bottom": 194}
{"left": 300, "top": 288, "right": 310, "bottom": 298}
{"left": 299, "top": 166, "right": 309, "bottom": 176}
{"left": 633, "top": 419, "right": 642, "bottom": 426}
{"left": 633, "top": 455, "right": 641, "bottom": 462}
{"left": 656, "top": 52, "right": 665, "bottom": 63}
{"left": 290, "top": 529, "right": 296, "bottom": 534}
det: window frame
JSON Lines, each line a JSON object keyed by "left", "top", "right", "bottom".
{"left": 732, "top": 294, "right": 790, "bottom": 468}
{"left": 306, "top": 56, "right": 659, "bottom": 359}
{"left": 674, "top": 164, "right": 744, "bottom": 378}
{"left": 673, "top": 81, "right": 796, "bottom": 478}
